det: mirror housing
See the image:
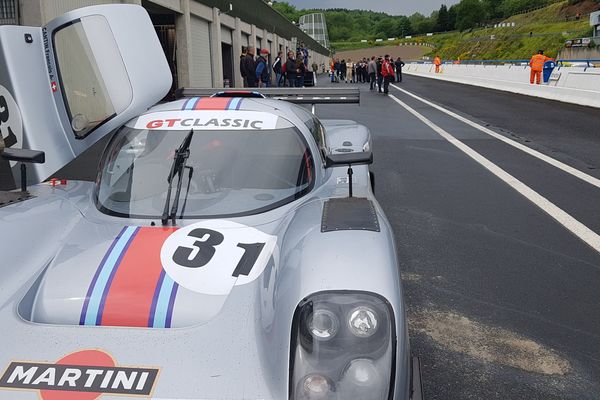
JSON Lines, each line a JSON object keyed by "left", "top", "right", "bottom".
{"left": 1, "top": 148, "right": 45, "bottom": 164}
{"left": 325, "top": 151, "right": 373, "bottom": 168}
{"left": 1, "top": 148, "right": 45, "bottom": 192}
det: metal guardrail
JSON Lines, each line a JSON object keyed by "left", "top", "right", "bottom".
{"left": 409, "top": 59, "right": 600, "bottom": 67}
{"left": 176, "top": 87, "right": 361, "bottom": 104}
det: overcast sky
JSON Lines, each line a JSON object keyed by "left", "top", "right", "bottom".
{"left": 284, "top": 0, "right": 459, "bottom": 16}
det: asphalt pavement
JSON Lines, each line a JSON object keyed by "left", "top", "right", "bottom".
{"left": 2, "top": 74, "right": 600, "bottom": 399}
{"left": 315, "top": 75, "right": 600, "bottom": 399}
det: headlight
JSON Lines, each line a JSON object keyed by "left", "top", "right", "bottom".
{"left": 290, "top": 291, "right": 395, "bottom": 400}
{"left": 348, "top": 306, "right": 378, "bottom": 338}
{"left": 308, "top": 309, "right": 340, "bottom": 341}
{"left": 297, "top": 374, "right": 336, "bottom": 400}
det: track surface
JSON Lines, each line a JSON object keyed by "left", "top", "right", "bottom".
{"left": 316, "top": 76, "right": 600, "bottom": 399}
{"left": 2, "top": 75, "right": 600, "bottom": 399}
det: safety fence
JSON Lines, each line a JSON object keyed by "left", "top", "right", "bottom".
{"left": 411, "top": 58, "right": 600, "bottom": 68}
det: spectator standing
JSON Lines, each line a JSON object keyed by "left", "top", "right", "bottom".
{"left": 529, "top": 49, "right": 553, "bottom": 84}
{"left": 239, "top": 46, "right": 248, "bottom": 87}
{"left": 433, "top": 55, "right": 442, "bottom": 73}
{"left": 346, "top": 59, "right": 354, "bottom": 83}
{"left": 376, "top": 57, "right": 383, "bottom": 93}
{"left": 298, "top": 42, "right": 309, "bottom": 67}
{"left": 340, "top": 59, "right": 347, "bottom": 82}
{"left": 256, "top": 49, "right": 270, "bottom": 88}
{"left": 272, "top": 51, "right": 283, "bottom": 87}
{"left": 367, "top": 56, "right": 377, "bottom": 90}
{"left": 381, "top": 55, "right": 394, "bottom": 94}
{"left": 286, "top": 51, "right": 297, "bottom": 87}
{"left": 243, "top": 46, "right": 257, "bottom": 87}
{"left": 296, "top": 53, "right": 307, "bottom": 87}
{"left": 330, "top": 58, "right": 336, "bottom": 83}
{"left": 355, "top": 60, "right": 362, "bottom": 83}
{"left": 394, "top": 57, "right": 405, "bottom": 83}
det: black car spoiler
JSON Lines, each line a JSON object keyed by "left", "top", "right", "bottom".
{"left": 175, "top": 88, "right": 360, "bottom": 105}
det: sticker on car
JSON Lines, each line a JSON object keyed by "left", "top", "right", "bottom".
{"left": 0, "top": 349, "right": 159, "bottom": 399}
{"left": 160, "top": 220, "right": 277, "bottom": 295}
{"left": 129, "top": 110, "right": 280, "bottom": 131}
{"left": 0, "top": 84, "right": 23, "bottom": 155}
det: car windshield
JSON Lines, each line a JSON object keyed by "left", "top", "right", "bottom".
{"left": 95, "top": 125, "right": 314, "bottom": 219}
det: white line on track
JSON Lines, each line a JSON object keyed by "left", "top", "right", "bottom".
{"left": 390, "top": 83, "right": 600, "bottom": 189}
{"left": 389, "top": 93, "right": 600, "bottom": 254}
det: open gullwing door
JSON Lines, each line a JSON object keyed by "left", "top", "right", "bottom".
{"left": 0, "top": 4, "right": 172, "bottom": 183}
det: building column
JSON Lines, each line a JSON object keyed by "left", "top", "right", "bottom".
{"left": 262, "top": 28, "right": 269, "bottom": 52}
{"left": 232, "top": 17, "right": 243, "bottom": 87}
{"left": 19, "top": 0, "right": 43, "bottom": 26}
{"left": 250, "top": 24, "right": 257, "bottom": 51}
{"left": 175, "top": 0, "right": 193, "bottom": 87}
{"left": 209, "top": 7, "right": 223, "bottom": 87}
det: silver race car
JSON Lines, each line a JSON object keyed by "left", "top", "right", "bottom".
{"left": 0, "top": 5, "right": 422, "bottom": 400}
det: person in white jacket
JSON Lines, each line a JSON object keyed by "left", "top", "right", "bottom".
{"left": 346, "top": 59, "right": 355, "bottom": 83}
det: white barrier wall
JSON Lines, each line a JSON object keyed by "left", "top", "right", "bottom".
{"left": 403, "top": 63, "right": 600, "bottom": 108}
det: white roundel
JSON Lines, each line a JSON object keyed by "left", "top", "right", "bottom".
{"left": 160, "top": 220, "right": 277, "bottom": 295}
{"left": 0, "top": 85, "right": 24, "bottom": 166}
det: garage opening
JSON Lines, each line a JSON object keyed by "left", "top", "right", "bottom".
{"left": 221, "top": 42, "right": 234, "bottom": 87}
{"left": 143, "top": 1, "right": 177, "bottom": 100}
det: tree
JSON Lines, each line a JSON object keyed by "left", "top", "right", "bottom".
{"left": 372, "top": 18, "right": 396, "bottom": 38}
{"left": 481, "top": 0, "right": 502, "bottom": 19}
{"left": 455, "top": 0, "right": 486, "bottom": 31}
{"left": 448, "top": 5, "right": 458, "bottom": 30}
{"left": 394, "top": 16, "right": 413, "bottom": 37}
{"left": 436, "top": 5, "right": 451, "bottom": 32}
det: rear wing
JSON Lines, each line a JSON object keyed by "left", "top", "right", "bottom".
{"left": 175, "top": 88, "right": 360, "bottom": 105}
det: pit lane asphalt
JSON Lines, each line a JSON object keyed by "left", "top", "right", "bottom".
{"left": 314, "top": 76, "right": 600, "bottom": 399}
{"left": 2, "top": 76, "right": 600, "bottom": 399}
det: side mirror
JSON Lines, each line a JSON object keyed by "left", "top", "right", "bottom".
{"left": 1, "top": 148, "right": 46, "bottom": 192}
{"left": 325, "top": 151, "right": 373, "bottom": 168}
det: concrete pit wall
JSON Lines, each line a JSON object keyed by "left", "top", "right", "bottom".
{"left": 403, "top": 63, "right": 600, "bottom": 108}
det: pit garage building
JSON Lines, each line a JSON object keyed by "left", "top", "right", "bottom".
{"left": 1, "top": 0, "right": 330, "bottom": 90}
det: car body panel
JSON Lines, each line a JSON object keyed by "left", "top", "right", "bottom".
{"left": 0, "top": 4, "right": 171, "bottom": 183}
{"left": 0, "top": 5, "right": 413, "bottom": 400}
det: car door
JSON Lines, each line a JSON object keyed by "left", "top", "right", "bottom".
{"left": 0, "top": 4, "right": 172, "bottom": 183}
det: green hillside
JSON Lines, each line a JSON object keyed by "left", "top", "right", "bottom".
{"left": 330, "top": 0, "right": 597, "bottom": 59}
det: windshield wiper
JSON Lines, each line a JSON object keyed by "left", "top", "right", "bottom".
{"left": 161, "top": 130, "right": 194, "bottom": 226}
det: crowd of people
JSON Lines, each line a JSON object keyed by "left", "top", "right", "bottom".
{"left": 239, "top": 42, "right": 318, "bottom": 88}
{"left": 329, "top": 55, "right": 406, "bottom": 95}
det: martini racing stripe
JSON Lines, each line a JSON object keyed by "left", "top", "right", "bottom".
{"left": 149, "top": 269, "right": 179, "bottom": 328}
{"left": 181, "top": 96, "right": 243, "bottom": 111}
{"left": 80, "top": 227, "right": 179, "bottom": 328}
{"left": 80, "top": 226, "right": 138, "bottom": 326}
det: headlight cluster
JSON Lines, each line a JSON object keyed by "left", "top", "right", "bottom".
{"left": 290, "top": 292, "right": 395, "bottom": 400}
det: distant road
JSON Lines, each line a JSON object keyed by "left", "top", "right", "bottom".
{"left": 334, "top": 45, "right": 427, "bottom": 61}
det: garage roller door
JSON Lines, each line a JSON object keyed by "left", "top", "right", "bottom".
{"left": 221, "top": 26, "right": 232, "bottom": 44}
{"left": 190, "top": 16, "right": 212, "bottom": 87}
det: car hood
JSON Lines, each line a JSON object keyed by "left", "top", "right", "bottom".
{"left": 29, "top": 215, "right": 285, "bottom": 329}
{"left": 0, "top": 181, "right": 408, "bottom": 400}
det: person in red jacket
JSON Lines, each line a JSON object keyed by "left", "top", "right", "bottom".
{"left": 529, "top": 50, "right": 553, "bottom": 84}
{"left": 381, "top": 54, "right": 395, "bottom": 95}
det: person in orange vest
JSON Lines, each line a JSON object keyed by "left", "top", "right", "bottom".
{"left": 529, "top": 50, "right": 553, "bottom": 84}
{"left": 433, "top": 55, "right": 442, "bottom": 73}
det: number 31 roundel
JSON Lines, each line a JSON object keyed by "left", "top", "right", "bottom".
{"left": 160, "top": 220, "right": 278, "bottom": 296}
